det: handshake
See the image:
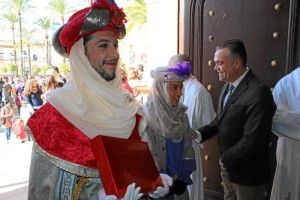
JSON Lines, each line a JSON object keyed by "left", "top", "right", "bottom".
{"left": 98, "top": 174, "right": 174, "bottom": 200}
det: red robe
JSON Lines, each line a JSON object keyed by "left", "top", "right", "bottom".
{"left": 27, "top": 102, "right": 142, "bottom": 169}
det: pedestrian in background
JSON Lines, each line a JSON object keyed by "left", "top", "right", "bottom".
{"left": 52, "top": 66, "right": 66, "bottom": 87}
{"left": 3, "top": 81, "right": 13, "bottom": 108}
{"left": 137, "top": 64, "right": 145, "bottom": 79}
{"left": 0, "top": 78, "right": 5, "bottom": 105}
{"left": 14, "top": 118, "right": 26, "bottom": 143}
{"left": 20, "top": 99, "right": 34, "bottom": 141}
{"left": 24, "top": 79, "right": 44, "bottom": 111}
{"left": 1, "top": 100, "right": 15, "bottom": 143}
{"left": 121, "top": 68, "right": 134, "bottom": 94}
{"left": 42, "top": 74, "right": 60, "bottom": 103}
{"left": 14, "top": 91, "right": 23, "bottom": 116}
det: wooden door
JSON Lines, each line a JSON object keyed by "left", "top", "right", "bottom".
{"left": 178, "top": 0, "right": 300, "bottom": 199}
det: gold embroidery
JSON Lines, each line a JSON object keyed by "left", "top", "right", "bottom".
{"left": 72, "top": 176, "right": 88, "bottom": 200}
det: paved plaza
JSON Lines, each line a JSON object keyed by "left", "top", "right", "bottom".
{"left": 0, "top": 126, "right": 32, "bottom": 200}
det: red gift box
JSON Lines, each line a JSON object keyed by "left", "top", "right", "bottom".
{"left": 91, "top": 135, "right": 163, "bottom": 198}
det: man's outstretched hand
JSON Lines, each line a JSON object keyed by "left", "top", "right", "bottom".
{"left": 98, "top": 183, "right": 143, "bottom": 200}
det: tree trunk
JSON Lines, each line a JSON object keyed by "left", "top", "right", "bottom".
{"left": 47, "top": 40, "right": 49, "bottom": 65}
{"left": 18, "top": 10, "right": 24, "bottom": 78}
{"left": 12, "top": 27, "right": 17, "bottom": 71}
{"left": 28, "top": 46, "right": 32, "bottom": 77}
{"left": 46, "top": 35, "right": 49, "bottom": 65}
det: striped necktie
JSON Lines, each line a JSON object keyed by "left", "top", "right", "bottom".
{"left": 222, "top": 84, "right": 235, "bottom": 109}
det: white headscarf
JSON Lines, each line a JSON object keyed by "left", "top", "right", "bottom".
{"left": 47, "top": 38, "right": 140, "bottom": 139}
{"left": 143, "top": 67, "right": 190, "bottom": 140}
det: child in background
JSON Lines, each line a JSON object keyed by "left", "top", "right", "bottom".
{"left": 14, "top": 119, "right": 26, "bottom": 143}
{"left": 20, "top": 100, "right": 34, "bottom": 141}
{"left": 14, "top": 91, "right": 23, "bottom": 116}
{"left": 20, "top": 100, "right": 34, "bottom": 124}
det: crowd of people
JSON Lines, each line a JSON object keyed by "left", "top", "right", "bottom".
{"left": 0, "top": 0, "right": 298, "bottom": 200}
{"left": 0, "top": 67, "right": 67, "bottom": 144}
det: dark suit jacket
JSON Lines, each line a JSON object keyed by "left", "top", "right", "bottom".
{"left": 199, "top": 69, "right": 276, "bottom": 186}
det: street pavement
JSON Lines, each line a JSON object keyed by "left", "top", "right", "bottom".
{"left": 0, "top": 124, "right": 32, "bottom": 200}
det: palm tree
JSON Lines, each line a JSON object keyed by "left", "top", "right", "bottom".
{"left": 124, "top": 0, "right": 147, "bottom": 34}
{"left": 22, "top": 27, "right": 37, "bottom": 77}
{"left": 48, "top": 0, "right": 76, "bottom": 25}
{"left": 48, "top": 0, "right": 77, "bottom": 64}
{"left": 34, "top": 17, "right": 54, "bottom": 65}
{"left": 1, "top": 0, "right": 35, "bottom": 77}
{"left": 0, "top": 12, "right": 18, "bottom": 66}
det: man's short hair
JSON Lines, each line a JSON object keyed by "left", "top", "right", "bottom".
{"left": 168, "top": 54, "right": 191, "bottom": 66}
{"left": 137, "top": 64, "right": 144, "bottom": 71}
{"left": 216, "top": 39, "right": 247, "bottom": 67}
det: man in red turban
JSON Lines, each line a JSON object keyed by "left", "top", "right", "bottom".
{"left": 27, "top": 0, "right": 172, "bottom": 199}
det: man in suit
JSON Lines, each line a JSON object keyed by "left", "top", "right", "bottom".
{"left": 198, "top": 39, "right": 276, "bottom": 200}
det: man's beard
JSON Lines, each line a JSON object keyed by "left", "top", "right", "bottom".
{"left": 99, "top": 70, "right": 116, "bottom": 81}
{"left": 92, "top": 63, "right": 116, "bottom": 81}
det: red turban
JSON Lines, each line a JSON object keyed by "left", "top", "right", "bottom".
{"left": 52, "top": 0, "right": 126, "bottom": 57}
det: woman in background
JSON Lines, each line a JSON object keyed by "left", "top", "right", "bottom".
{"left": 24, "top": 79, "right": 44, "bottom": 111}
{"left": 1, "top": 100, "right": 15, "bottom": 143}
{"left": 121, "top": 68, "right": 134, "bottom": 94}
{"left": 127, "top": 67, "right": 142, "bottom": 98}
{"left": 42, "top": 75, "right": 60, "bottom": 103}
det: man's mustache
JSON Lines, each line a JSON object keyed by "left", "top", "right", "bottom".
{"left": 102, "top": 58, "right": 119, "bottom": 65}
